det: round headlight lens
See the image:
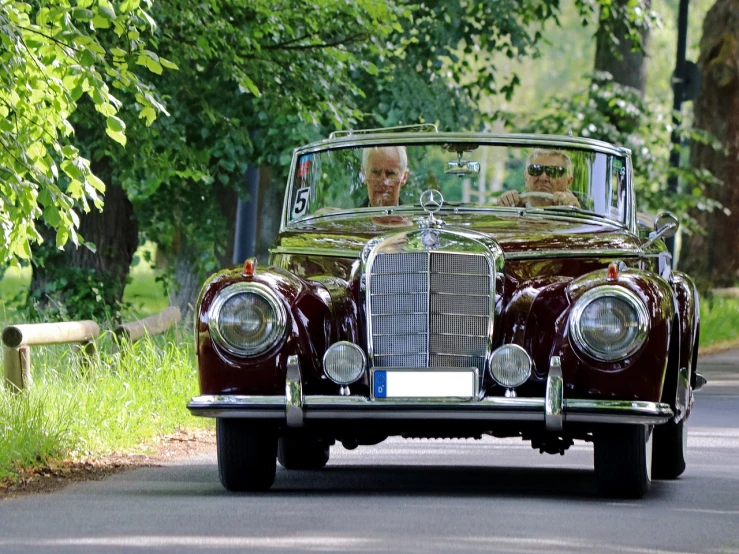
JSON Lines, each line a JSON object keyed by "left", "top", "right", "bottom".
{"left": 488, "top": 344, "right": 532, "bottom": 388}
{"left": 323, "top": 342, "right": 366, "bottom": 385}
{"left": 570, "top": 286, "right": 649, "bottom": 361}
{"left": 208, "top": 284, "right": 286, "bottom": 356}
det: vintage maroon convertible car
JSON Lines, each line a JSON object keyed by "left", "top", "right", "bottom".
{"left": 189, "top": 127, "right": 705, "bottom": 497}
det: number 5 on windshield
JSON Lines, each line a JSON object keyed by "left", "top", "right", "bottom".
{"left": 292, "top": 188, "right": 310, "bottom": 219}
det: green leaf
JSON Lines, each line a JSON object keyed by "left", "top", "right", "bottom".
{"left": 106, "top": 115, "right": 126, "bottom": 133}
{"left": 139, "top": 106, "right": 156, "bottom": 126}
{"left": 119, "top": 0, "right": 140, "bottom": 13}
{"left": 159, "top": 57, "right": 178, "bottom": 70}
{"left": 92, "top": 15, "right": 111, "bottom": 28}
{"left": 44, "top": 205, "right": 61, "bottom": 227}
{"left": 106, "top": 128, "right": 127, "bottom": 146}
{"left": 238, "top": 75, "right": 261, "bottom": 97}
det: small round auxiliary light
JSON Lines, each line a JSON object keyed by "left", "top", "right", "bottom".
{"left": 323, "top": 341, "right": 366, "bottom": 385}
{"left": 488, "top": 344, "right": 533, "bottom": 389}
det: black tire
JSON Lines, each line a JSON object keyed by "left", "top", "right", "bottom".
{"left": 594, "top": 424, "right": 652, "bottom": 498}
{"left": 216, "top": 419, "right": 277, "bottom": 492}
{"left": 277, "top": 436, "right": 330, "bottom": 470}
{"left": 652, "top": 419, "right": 687, "bottom": 479}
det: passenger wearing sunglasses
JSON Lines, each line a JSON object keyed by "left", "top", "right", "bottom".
{"left": 498, "top": 150, "right": 581, "bottom": 208}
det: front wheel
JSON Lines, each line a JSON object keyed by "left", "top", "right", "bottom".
{"left": 278, "top": 436, "right": 330, "bottom": 470}
{"left": 652, "top": 419, "right": 688, "bottom": 479}
{"left": 216, "top": 419, "right": 277, "bottom": 492}
{"left": 594, "top": 424, "right": 652, "bottom": 498}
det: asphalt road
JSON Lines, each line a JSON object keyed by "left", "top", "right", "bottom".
{"left": 1, "top": 352, "right": 737, "bottom": 554}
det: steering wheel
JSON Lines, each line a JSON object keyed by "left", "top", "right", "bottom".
{"left": 519, "top": 191, "right": 555, "bottom": 201}
{"left": 490, "top": 191, "right": 554, "bottom": 206}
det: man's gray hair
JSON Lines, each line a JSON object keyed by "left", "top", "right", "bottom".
{"left": 525, "top": 149, "right": 572, "bottom": 174}
{"left": 362, "top": 146, "right": 408, "bottom": 171}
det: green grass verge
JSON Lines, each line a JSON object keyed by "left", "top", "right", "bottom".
{"left": 0, "top": 332, "right": 207, "bottom": 481}
{"left": 699, "top": 296, "right": 739, "bottom": 348}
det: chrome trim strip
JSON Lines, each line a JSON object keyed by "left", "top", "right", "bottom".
{"left": 270, "top": 246, "right": 362, "bottom": 258}
{"left": 545, "top": 356, "right": 564, "bottom": 432}
{"left": 294, "top": 133, "right": 630, "bottom": 158}
{"left": 285, "top": 355, "right": 303, "bottom": 427}
{"left": 568, "top": 285, "right": 650, "bottom": 362}
{"left": 188, "top": 395, "right": 673, "bottom": 425}
{"left": 272, "top": 246, "right": 644, "bottom": 261}
{"left": 505, "top": 249, "right": 641, "bottom": 260}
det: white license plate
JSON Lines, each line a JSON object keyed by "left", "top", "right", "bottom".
{"left": 373, "top": 369, "right": 477, "bottom": 399}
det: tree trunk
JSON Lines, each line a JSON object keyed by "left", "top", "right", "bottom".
{"left": 256, "top": 166, "right": 282, "bottom": 262}
{"left": 28, "top": 172, "right": 139, "bottom": 321}
{"left": 594, "top": 0, "right": 650, "bottom": 95}
{"left": 168, "top": 233, "right": 206, "bottom": 325}
{"left": 679, "top": 0, "right": 739, "bottom": 288}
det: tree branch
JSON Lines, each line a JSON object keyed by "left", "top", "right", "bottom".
{"left": 261, "top": 32, "right": 369, "bottom": 51}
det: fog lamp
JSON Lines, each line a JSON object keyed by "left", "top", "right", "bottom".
{"left": 323, "top": 342, "right": 366, "bottom": 385}
{"left": 488, "top": 344, "right": 532, "bottom": 389}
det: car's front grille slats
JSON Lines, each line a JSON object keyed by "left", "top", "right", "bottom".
{"left": 368, "top": 251, "right": 492, "bottom": 374}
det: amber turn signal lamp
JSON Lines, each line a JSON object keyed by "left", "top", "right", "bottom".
{"left": 606, "top": 262, "right": 619, "bottom": 281}
{"left": 242, "top": 258, "right": 257, "bottom": 277}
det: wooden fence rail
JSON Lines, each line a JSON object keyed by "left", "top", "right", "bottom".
{"left": 114, "top": 306, "right": 181, "bottom": 344}
{"left": 2, "top": 306, "right": 182, "bottom": 392}
{"left": 2, "top": 320, "right": 100, "bottom": 391}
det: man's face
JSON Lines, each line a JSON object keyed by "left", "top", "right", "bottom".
{"left": 364, "top": 149, "right": 408, "bottom": 207}
{"left": 524, "top": 153, "right": 573, "bottom": 195}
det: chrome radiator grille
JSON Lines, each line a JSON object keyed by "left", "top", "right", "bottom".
{"left": 368, "top": 252, "right": 492, "bottom": 373}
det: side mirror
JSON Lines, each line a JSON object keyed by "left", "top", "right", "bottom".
{"left": 643, "top": 211, "right": 679, "bottom": 249}
{"left": 654, "top": 212, "right": 679, "bottom": 238}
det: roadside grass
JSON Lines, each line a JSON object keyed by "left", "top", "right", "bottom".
{"left": 0, "top": 330, "right": 208, "bottom": 481}
{"left": 699, "top": 295, "right": 739, "bottom": 350}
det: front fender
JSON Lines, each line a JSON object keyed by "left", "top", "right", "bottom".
{"left": 195, "top": 267, "right": 336, "bottom": 396}
{"left": 555, "top": 267, "right": 675, "bottom": 403}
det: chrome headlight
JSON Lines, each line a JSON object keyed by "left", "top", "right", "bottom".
{"left": 569, "top": 286, "right": 649, "bottom": 362}
{"left": 488, "top": 344, "right": 532, "bottom": 388}
{"left": 323, "top": 341, "right": 366, "bottom": 385}
{"left": 208, "top": 283, "right": 287, "bottom": 357}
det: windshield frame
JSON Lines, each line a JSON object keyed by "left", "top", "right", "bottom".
{"left": 280, "top": 133, "right": 635, "bottom": 233}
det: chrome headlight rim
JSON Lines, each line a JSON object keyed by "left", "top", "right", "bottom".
{"left": 322, "top": 341, "right": 367, "bottom": 385}
{"left": 569, "top": 285, "right": 650, "bottom": 362}
{"left": 207, "top": 282, "right": 287, "bottom": 357}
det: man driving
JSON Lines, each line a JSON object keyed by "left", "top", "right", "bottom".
{"left": 498, "top": 149, "right": 580, "bottom": 208}
{"left": 362, "top": 146, "right": 409, "bottom": 207}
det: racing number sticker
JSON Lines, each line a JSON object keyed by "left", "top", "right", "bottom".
{"left": 292, "top": 187, "right": 310, "bottom": 219}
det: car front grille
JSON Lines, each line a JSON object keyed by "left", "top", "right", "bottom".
{"left": 368, "top": 251, "right": 492, "bottom": 374}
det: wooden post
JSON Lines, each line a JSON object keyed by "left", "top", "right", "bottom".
{"left": 3, "top": 345, "right": 31, "bottom": 392}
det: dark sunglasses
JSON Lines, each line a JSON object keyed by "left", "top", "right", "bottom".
{"left": 527, "top": 164, "right": 567, "bottom": 178}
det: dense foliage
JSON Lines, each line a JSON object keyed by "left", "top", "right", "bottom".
{"left": 0, "top": 0, "right": 170, "bottom": 265}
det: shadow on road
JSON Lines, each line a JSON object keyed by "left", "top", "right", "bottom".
{"left": 115, "top": 462, "right": 678, "bottom": 502}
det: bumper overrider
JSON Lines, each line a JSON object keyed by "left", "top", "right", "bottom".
{"left": 188, "top": 356, "right": 674, "bottom": 429}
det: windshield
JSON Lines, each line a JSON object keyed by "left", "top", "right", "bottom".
{"left": 287, "top": 143, "right": 628, "bottom": 224}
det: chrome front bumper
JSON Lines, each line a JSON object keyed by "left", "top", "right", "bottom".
{"left": 188, "top": 355, "right": 674, "bottom": 429}
{"left": 187, "top": 394, "right": 673, "bottom": 427}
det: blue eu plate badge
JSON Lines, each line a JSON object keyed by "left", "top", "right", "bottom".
{"left": 374, "top": 371, "right": 387, "bottom": 398}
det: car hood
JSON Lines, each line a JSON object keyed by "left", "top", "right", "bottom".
{"left": 275, "top": 211, "right": 641, "bottom": 257}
